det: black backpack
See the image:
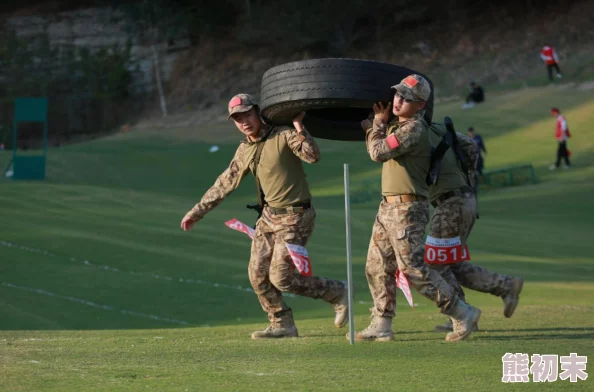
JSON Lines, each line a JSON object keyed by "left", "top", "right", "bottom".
{"left": 426, "top": 117, "right": 471, "bottom": 187}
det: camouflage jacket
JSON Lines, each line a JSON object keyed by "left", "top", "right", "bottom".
{"left": 186, "top": 125, "right": 319, "bottom": 221}
{"left": 366, "top": 112, "right": 431, "bottom": 197}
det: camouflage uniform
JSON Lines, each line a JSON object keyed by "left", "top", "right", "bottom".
{"left": 249, "top": 205, "right": 344, "bottom": 325}
{"left": 357, "top": 75, "right": 480, "bottom": 343}
{"left": 427, "top": 124, "right": 523, "bottom": 322}
{"left": 365, "top": 116, "right": 455, "bottom": 317}
{"left": 184, "top": 94, "right": 347, "bottom": 338}
{"left": 365, "top": 115, "right": 462, "bottom": 317}
{"left": 429, "top": 193, "right": 516, "bottom": 300}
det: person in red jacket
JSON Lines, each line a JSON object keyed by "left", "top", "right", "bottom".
{"left": 549, "top": 108, "right": 571, "bottom": 170}
{"left": 540, "top": 44, "right": 563, "bottom": 82}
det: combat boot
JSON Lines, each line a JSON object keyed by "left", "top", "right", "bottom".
{"left": 502, "top": 277, "right": 524, "bottom": 318}
{"left": 251, "top": 309, "right": 298, "bottom": 339}
{"left": 331, "top": 282, "right": 349, "bottom": 328}
{"left": 348, "top": 315, "right": 394, "bottom": 342}
{"left": 445, "top": 300, "right": 481, "bottom": 342}
{"left": 434, "top": 318, "right": 479, "bottom": 332}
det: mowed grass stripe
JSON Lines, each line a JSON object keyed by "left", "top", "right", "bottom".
{"left": 2, "top": 283, "right": 190, "bottom": 325}
{"left": 2, "top": 308, "right": 592, "bottom": 391}
{"left": 0, "top": 246, "right": 265, "bottom": 328}
{"left": 1, "top": 84, "right": 594, "bottom": 390}
{"left": 0, "top": 285, "right": 179, "bottom": 330}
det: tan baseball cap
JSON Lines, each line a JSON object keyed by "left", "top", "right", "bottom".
{"left": 392, "top": 74, "right": 431, "bottom": 102}
{"left": 227, "top": 93, "right": 258, "bottom": 119}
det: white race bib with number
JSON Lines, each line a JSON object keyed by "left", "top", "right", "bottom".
{"left": 424, "top": 235, "right": 470, "bottom": 264}
{"left": 285, "top": 243, "right": 313, "bottom": 276}
{"left": 224, "top": 219, "right": 312, "bottom": 276}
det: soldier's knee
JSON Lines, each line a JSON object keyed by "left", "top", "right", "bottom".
{"left": 365, "top": 257, "right": 384, "bottom": 279}
{"left": 270, "top": 271, "right": 294, "bottom": 292}
{"left": 248, "top": 263, "right": 270, "bottom": 294}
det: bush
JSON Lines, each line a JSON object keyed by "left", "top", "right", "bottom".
{"left": 0, "top": 25, "right": 136, "bottom": 142}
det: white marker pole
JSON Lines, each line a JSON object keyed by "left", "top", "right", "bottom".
{"left": 344, "top": 164, "right": 355, "bottom": 344}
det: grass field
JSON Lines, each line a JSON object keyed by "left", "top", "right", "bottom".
{"left": 1, "top": 83, "right": 594, "bottom": 391}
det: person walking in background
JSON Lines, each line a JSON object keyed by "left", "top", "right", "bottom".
{"left": 540, "top": 44, "right": 563, "bottom": 82}
{"left": 549, "top": 107, "right": 571, "bottom": 170}
{"left": 462, "top": 82, "right": 485, "bottom": 109}
{"left": 467, "top": 127, "right": 486, "bottom": 194}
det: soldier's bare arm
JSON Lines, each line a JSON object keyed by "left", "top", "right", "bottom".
{"left": 366, "top": 120, "right": 424, "bottom": 162}
{"left": 181, "top": 146, "right": 249, "bottom": 230}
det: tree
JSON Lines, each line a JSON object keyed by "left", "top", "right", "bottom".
{"left": 117, "top": 0, "right": 193, "bottom": 117}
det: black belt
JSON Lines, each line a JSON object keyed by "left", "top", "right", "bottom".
{"left": 267, "top": 201, "right": 311, "bottom": 215}
{"left": 383, "top": 194, "right": 427, "bottom": 203}
{"left": 432, "top": 186, "right": 473, "bottom": 207}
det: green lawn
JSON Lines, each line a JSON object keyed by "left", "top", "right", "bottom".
{"left": 1, "top": 83, "right": 593, "bottom": 391}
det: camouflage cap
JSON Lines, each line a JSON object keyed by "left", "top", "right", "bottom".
{"left": 227, "top": 93, "right": 258, "bottom": 119}
{"left": 392, "top": 74, "right": 431, "bottom": 102}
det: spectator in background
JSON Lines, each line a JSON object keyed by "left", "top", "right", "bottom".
{"left": 467, "top": 127, "right": 486, "bottom": 174}
{"left": 462, "top": 82, "right": 484, "bottom": 109}
{"left": 467, "top": 127, "right": 486, "bottom": 194}
{"left": 549, "top": 108, "right": 571, "bottom": 170}
{"left": 540, "top": 44, "right": 563, "bottom": 82}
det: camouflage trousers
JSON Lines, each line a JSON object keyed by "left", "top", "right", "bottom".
{"left": 429, "top": 192, "right": 514, "bottom": 299}
{"left": 248, "top": 206, "right": 344, "bottom": 324}
{"left": 366, "top": 199, "right": 462, "bottom": 318}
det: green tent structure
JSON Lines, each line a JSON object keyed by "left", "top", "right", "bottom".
{"left": 4, "top": 97, "right": 49, "bottom": 180}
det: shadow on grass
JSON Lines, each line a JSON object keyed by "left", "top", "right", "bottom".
{"left": 477, "top": 333, "right": 594, "bottom": 341}
{"left": 483, "top": 327, "right": 594, "bottom": 333}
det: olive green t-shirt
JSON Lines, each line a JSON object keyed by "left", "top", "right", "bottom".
{"left": 188, "top": 125, "right": 320, "bottom": 221}
{"left": 243, "top": 126, "right": 314, "bottom": 208}
{"left": 365, "top": 113, "right": 431, "bottom": 198}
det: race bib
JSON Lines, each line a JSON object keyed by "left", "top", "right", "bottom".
{"left": 224, "top": 218, "right": 255, "bottom": 239}
{"left": 224, "top": 219, "right": 312, "bottom": 276}
{"left": 424, "top": 235, "right": 470, "bottom": 264}
{"left": 285, "top": 243, "right": 313, "bottom": 277}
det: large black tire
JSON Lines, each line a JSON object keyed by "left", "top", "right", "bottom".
{"left": 260, "top": 58, "right": 434, "bottom": 142}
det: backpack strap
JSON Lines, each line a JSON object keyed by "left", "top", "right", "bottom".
{"left": 446, "top": 117, "right": 479, "bottom": 218}
{"left": 426, "top": 123, "right": 453, "bottom": 186}
{"left": 252, "top": 127, "right": 273, "bottom": 210}
{"left": 445, "top": 117, "right": 472, "bottom": 189}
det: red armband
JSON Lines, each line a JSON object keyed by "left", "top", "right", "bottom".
{"left": 386, "top": 134, "right": 400, "bottom": 150}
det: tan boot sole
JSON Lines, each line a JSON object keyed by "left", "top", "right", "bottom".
{"left": 350, "top": 333, "right": 395, "bottom": 342}
{"left": 435, "top": 323, "right": 479, "bottom": 333}
{"left": 335, "top": 314, "right": 349, "bottom": 329}
{"left": 445, "top": 309, "right": 482, "bottom": 342}
{"left": 504, "top": 278, "right": 524, "bottom": 318}
{"left": 333, "top": 283, "right": 350, "bottom": 328}
{"left": 251, "top": 333, "right": 298, "bottom": 339}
